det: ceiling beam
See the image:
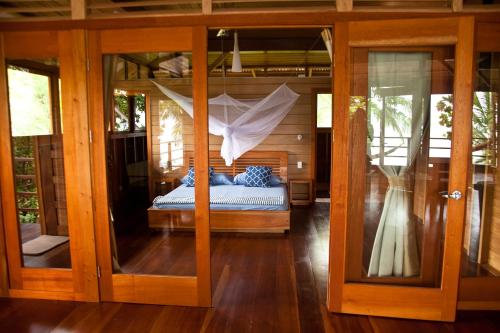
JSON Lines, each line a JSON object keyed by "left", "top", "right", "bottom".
{"left": 71, "top": 0, "right": 86, "bottom": 19}
{"left": 208, "top": 52, "right": 229, "bottom": 72}
{"left": 148, "top": 53, "right": 179, "bottom": 68}
{"left": 452, "top": 0, "right": 463, "bottom": 12}
{"left": 336, "top": 0, "right": 353, "bottom": 12}
{"left": 202, "top": 0, "right": 212, "bottom": 14}
{"left": 321, "top": 28, "right": 332, "bottom": 61}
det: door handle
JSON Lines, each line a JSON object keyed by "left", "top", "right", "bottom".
{"left": 440, "top": 190, "right": 462, "bottom": 200}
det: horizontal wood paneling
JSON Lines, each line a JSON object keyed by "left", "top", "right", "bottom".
{"left": 114, "top": 77, "right": 330, "bottom": 181}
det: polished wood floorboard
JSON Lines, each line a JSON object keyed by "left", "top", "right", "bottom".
{"left": 1, "top": 204, "right": 500, "bottom": 332}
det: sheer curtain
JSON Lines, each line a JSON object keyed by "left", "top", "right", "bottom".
{"left": 367, "top": 52, "right": 431, "bottom": 277}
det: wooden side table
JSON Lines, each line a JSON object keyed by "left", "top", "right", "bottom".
{"left": 289, "top": 178, "right": 313, "bottom": 206}
{"left": 154, "top": 176, "right": 179, "bottom": 196}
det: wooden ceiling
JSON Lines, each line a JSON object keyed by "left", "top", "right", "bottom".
{"left": 0, "top": 0, "right": 498, "bottom": 21}
{"left": 116, "top": 28, "right": 331, "bottom": 78}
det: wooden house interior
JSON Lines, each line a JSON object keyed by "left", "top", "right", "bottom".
{"left": 0, "top": 0, "right": 499, "bottom": 331}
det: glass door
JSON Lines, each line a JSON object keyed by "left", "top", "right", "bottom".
{"left": 88, "top": 27, "right": 211, "bottom": 306}
{"left": 0, "top": 31, "right": 98, "bottom": 300}
{"left": 328, "top": 17, "right": 475, "bottom": 321}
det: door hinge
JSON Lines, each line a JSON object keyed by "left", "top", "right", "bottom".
{"left": 97, "top": 265, "right": 101, "bottom": 279}
{"left": 89, "top": 130, "right": 93, "bottom": 143}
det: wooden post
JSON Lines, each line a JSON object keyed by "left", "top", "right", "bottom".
{"left": 202, "top": 0, "right": 212, "bottom": 15}
{"left": 327, "top": 21, "right": 350, "bottom": 312}
{"left": 58, "top": 29, "right": 99, "bottom": 301}
{"left": 452, "top": 0, "right": 463, "bottom": 12}
{"left": 0, "top": 35, "right": 8, "bottom": 294}
{"left": 71, "top": 0, "right": 87, "bottom": 20}
{"left": 192, "top": 25, "right": 211, "bottom": 307}
{"left": 336, "top": 0, "right": 353, "bottom": 12}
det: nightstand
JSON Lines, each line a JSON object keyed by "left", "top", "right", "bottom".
{"left": 154, "top": 176, "right": 179, "bottom": 196}
{"left": 289, "top": 178, "right": 313, "bottom": 206}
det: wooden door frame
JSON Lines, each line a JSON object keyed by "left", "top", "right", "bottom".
{"left": 457, "top": 21, "right": 500, "bottom": 311}
{"left": 328, "top": 17, "right": 475, "bottom": 321}
{"left": 88, "top": 26, "right": 211, "bottom": 306}
{"left": 0, "top": 30, "right": 99, "bottom": 301}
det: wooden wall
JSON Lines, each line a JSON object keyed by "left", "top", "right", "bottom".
{"left": 114, "top": 77, "right": 331, "bottom": 181}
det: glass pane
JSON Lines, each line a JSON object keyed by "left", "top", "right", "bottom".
{"left": 346, "top": 48, "right": 455, "bottom": 287}
{"left": 7, "top": 59, "right": 71, "bottom": 269}
{"left": 462, "top": 52, "right": 500, "bottom": 278}
{"left": 104, "top": 52, "right": 196, "bottom": 276}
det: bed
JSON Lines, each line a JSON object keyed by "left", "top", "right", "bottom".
{"left": 147, "top": 151, "right": 290, "bottom": 233}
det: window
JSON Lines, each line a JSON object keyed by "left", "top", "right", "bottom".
{"left": 113, "top": 90, "right": 146, "bottom": 132}
{"left": 8, "top": 66, "right": 52, "bottom": 136}
{"left": 316, "top": 93, "right": 332, "bottom": 128}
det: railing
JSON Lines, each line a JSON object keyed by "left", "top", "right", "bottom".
{"left": 370, "top": 136, "right": 495, "bottom": 166}
{"left": 12, "top": 137, "right": 40, "bottom": 224}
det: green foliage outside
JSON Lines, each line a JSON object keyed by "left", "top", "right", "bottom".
{"left": 8, "top": 66, "right": 52, "bottom": 136}
{"left": 8, "top": 65, "right": 49, "bottom": 224}
{"left": 114, "top": 92, "right": 146, "bottom": 132}
{"left": 114, "top": 94, "right": 130, "bottom": 131}
{"left": 13, "top": 137, "right": 39, "bottom": 224}
{"left": 436, "top": 92, "right": 497, "bottom": 165}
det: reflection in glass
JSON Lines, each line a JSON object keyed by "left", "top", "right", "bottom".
{"left": 104, "top": 52, "right": 196, "bottom": 276}
{"left": 462, "top": 52, "right": 500, "bottom": 277}
{"left": 347, "top": 49, "right": 455, "bottom": 287}
{"left": 7, "top": 59, "right": 71, "bottom": 268}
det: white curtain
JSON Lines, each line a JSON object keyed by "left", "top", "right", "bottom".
{"left": 152, "top": 81, "right": 299, "bottom": 166}
{"left": 367, "top": 52, "right": 431, "bottom": 277}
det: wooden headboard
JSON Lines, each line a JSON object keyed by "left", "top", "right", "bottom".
{"left": 184, "top": 151, "right": 288, "bottom": 182}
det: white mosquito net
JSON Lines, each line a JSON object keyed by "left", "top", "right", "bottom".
{"left": 152, "top": 81, "right": 300, "bottom": 166}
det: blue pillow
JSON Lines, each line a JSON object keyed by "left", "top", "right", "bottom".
{"left": 270, "top": 174, "right": 282, "bottom": 186}
{"left": 245, "top": 166, "right": 272, "bottom": 188}
{"left": 233, "top": 172, "right": 246, "bottom": 185}
{"left": 211, "top": 173, "right": 234, "bottom": 185}
{"left": 184, "top": 167, "right": 214, "bottom": 187}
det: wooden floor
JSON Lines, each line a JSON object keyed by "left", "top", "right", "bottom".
{"left": 1, "top": 203, "right": 500, "bottom": 332}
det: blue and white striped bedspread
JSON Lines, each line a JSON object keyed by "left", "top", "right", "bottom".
{"left": 153, "top": 184, "right": 287, "bottom": 209}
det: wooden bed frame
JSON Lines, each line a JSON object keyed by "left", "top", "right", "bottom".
{"left": 147, "top": 151, "right": 290, "bottom": 233}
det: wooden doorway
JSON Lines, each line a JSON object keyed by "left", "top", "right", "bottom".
{"left": 313, "top": 90, "right": 333, "bottom": 199}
